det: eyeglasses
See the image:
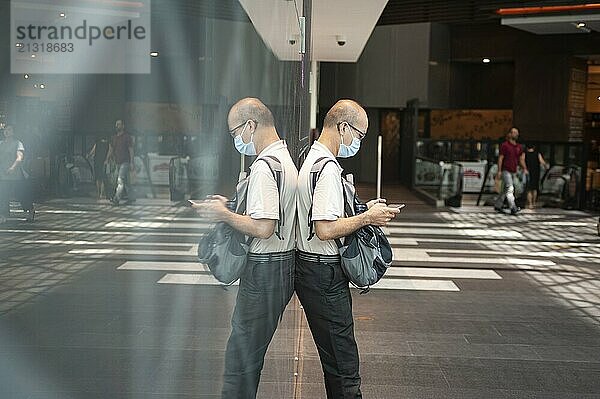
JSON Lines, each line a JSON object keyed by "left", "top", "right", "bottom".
{"left": 337, "top": 121, "right": 366, "bottom": 140}
{"left": 228, "top": 120, "right": 257, "bottom": 138}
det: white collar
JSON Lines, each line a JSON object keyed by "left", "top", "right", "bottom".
{"left": 311, "top": 141, "right": 342, "bottom": 169}
{"left": 252, "top": 140, "right": 286, "bottom": 166}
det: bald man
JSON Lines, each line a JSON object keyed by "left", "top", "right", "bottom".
{"left": 296, "top": 100, "right": 399, "bottom": 398}
{"left": 193, "top": 98, "right": 298, "bottom": 399}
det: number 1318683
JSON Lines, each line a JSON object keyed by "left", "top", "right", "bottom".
{"left": 18, "top": 42, "right": 74, "bottom": 53}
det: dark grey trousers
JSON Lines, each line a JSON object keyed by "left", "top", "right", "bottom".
{"left": 295, "top": 253, "right": 362, "bottom": 399}
{"left": 221, "top": 254, "right": 294, "bottom": 399}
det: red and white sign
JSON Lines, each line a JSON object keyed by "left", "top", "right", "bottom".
{"left": 461, "top": 161, "right": 488, "bottom": 193}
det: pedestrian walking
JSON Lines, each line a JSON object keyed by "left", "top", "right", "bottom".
{"left": 495, "top": 127, "right": 528, "bottom": 215}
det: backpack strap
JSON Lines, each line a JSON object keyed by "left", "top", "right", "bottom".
{"left": 307, "top": 157, "right": 340, "bottom": 241}
{"left": 254, "top": 155, "right": 285, "bottom": 240}
{"left": 331, "top": 176, "right": 355, "bottom": 248}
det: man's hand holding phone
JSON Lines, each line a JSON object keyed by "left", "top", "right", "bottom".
{"left": 363, "top": 203, "right": 402, "bottom": 226}
{"left": 189, "top": 195, "right": 231, "bottom": 222}
{"left": 366, "top": 198, "right": 386, "bottom": 209}
{"left": 387, "top": 203, "right": 406, "bottom": 211}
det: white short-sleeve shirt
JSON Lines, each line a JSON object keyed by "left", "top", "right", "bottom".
{"left": 0, "top": 139, "right": 25, "bottom": 181}
{"left": 246, "top": 140, "right": 298, "bottom": 254}
{"left": 296, "top": 141, "right": 344, "bottom": 255}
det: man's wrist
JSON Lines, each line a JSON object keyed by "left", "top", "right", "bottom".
{"left": 359, "top": 212, "right": 370, "bottom": 227}
{"left": 220, "top": 209, "right": 234, "bottom": 224}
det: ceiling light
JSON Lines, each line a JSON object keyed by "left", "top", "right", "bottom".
{"left": 33, "top": 84, "right": 38, "bottom": 88}
{"left": 59, "top": 12, "right": 66, "bottom": 18}
{"left": 482, "top": 58, "right": 491, "bottom": 63}
{"left": 15, "top": 43, "right": 23, "bottom": 48}
{"left": 23, "top": 74, "right": 29, "bottom": 79}
{"left": 39, "top": 84, "right": 45, "bottom": 89}
{"left": 31, "top": 54, "right": 36, "bottom": 58}
{"left": 150, "top": 51, "right": 159, "bottom": 57}
{"left": 597, "top": 96, "right": 600, "bottom": 101}
{"left": 572, "top": 22, "right": 591, "bottom": 32}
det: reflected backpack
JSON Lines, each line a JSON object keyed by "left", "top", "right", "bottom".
{"left": 197, "top": 156, "right": 284, "bottom": 285}
{"left": 308, "top": 157, "right": 393, "bottom": 292}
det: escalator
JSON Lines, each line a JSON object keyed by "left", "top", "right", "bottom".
{"left": 476, "top": 163, "right": 581, "bottom": 209}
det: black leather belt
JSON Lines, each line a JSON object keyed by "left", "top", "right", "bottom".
{"left": 296, "top": 250, "right": 340, "bottom": 263}
{"left": 247, "top": 250, "right": 295, "bottom": 262}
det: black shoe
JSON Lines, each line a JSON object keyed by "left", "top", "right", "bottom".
{"left": 494, "top": 206, "right": 504, "bottom": 213}
{"left": 510, "top": 207, "right": 521, "bottom": 215}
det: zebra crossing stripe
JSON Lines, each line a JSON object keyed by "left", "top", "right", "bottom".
{"left": 119, "top": 261, "right": 501, "bottom": 280}
{"left": 118, "top": 261, "right": 207, "bottom": 272}
{"left": 392, "top": 248, "right": 555, "bottom": 266}
{"left": 157, "top": 273, "right": 459, "bottom": 291}
{"left": 385, "top": 267, "right": 501, "bottom": 279}
{"left": 158, "top": 273, "right": 238, "bottom": 286}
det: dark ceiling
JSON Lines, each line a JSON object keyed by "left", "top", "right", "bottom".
{"left": 378, "top": 0, "right": 597, "bottom": 25}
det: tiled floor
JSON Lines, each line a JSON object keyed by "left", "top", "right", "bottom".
{"left": 0, "top": 193, "right": 599, "bottom": 398}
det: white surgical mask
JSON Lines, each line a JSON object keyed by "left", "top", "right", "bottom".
{"left": 233, "top": 121, "right": 257, "bottom": 156}
{"left": 337, "top": 130, "right": 361, "bottom": 158}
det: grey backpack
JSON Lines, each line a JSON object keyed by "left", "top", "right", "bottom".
{"left": 308, "top": 157, "right": 393, "bottom": 292}
{"left": 197, "top": 155, "right": 284, "bottom": 285}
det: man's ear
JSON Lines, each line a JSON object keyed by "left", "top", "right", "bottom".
{"left": 248, "top": 120, "right": 257, "bottom": 133}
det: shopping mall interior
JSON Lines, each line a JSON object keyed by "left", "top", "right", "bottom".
{"left": 1, "top": 0, "right": 599, "bottom": 398}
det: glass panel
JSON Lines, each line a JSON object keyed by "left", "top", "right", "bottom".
{"left": 539, "top": 144, "right": 552, "bottom": 164}
{"left": 415, "top": 156, "right": 464, "bottom": 203}
{"left": 554, "top": 144, "right": 565, "bottom": 165}
{"left": 1, "top": 0, "right": 306, "bottom": 397}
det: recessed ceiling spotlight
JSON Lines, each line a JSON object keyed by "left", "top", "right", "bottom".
{"left": 33, "top": 84, "right": 38, "bottom": 88}
{"left": 572, "top": 22, "right": 591, "bottom": 32}
{"left": 482, "top": 58, "right": 491, "bottom": 63}
{"left": 597, "top": 96, "right": 600, "bottom": 101}
{"left": 15, "top": 43, "right": 23, "bottom": 48}
{"left": 59, "top": 12, "right": 66, "bottom": 18}
{"left": 39, "top": 84, "right": 45, "bottom": 89}
{"left": 23, "top": 74, "right": 29, "bottom": 79}
{"left": 31, "top": 54, "right": 36, "bottom": 58}
{"left": 150, "top": 51, "right": 159, "bottom": 57}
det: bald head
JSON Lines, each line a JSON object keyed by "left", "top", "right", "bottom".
{"left": 227, "top": 97, "right": 275, "bottom": 130}
{"left": 323, "top": 99, "right": 367, "bottom": 132}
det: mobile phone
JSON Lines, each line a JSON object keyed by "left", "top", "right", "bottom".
{"left": 388, "top": 203, "right": 406, "bottom": 210}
